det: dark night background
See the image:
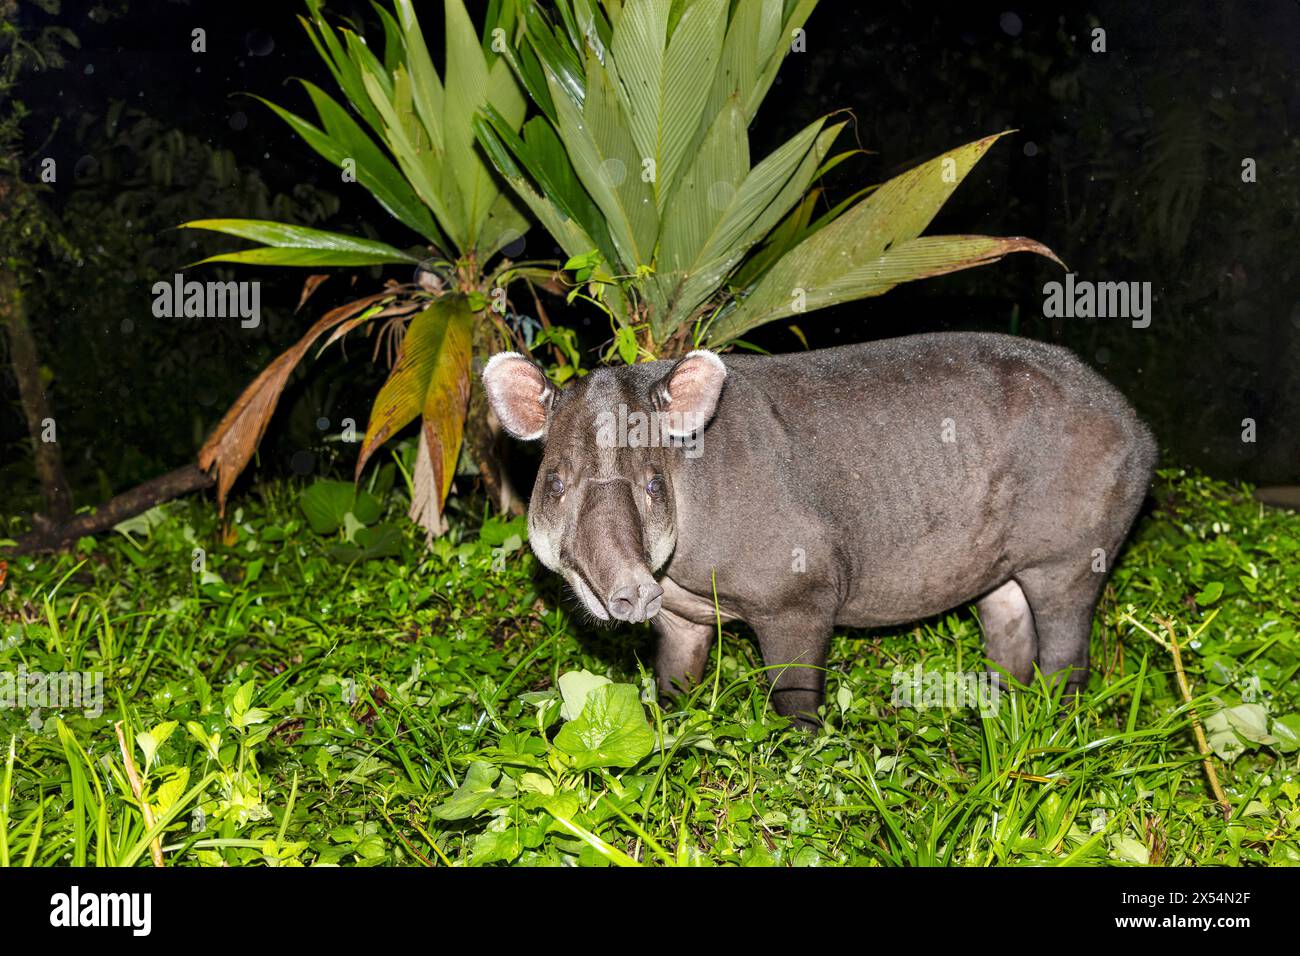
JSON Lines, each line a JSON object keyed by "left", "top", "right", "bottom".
{"left": 3, "top": 0, "right": 1298, "bottom": 512}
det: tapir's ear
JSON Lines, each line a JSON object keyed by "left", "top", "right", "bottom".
{"left": 653, "top": 350, "right": 727, "bottom": 437}
{"left": 482, "top": 352, "right": 555, "bottom": 441}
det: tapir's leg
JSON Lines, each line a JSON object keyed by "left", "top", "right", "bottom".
{"left": 652, "top": 607, "right": 715, "bottom": 697}
{"left": 751, "top": 610, "right": 833, "bottom": 728}
{"left": 1015, "top": 560, "right": 1104, "bottom": 696}
{"left": 975, "top": 580, "right": 1038, "bottom": 686}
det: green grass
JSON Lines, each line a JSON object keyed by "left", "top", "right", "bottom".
{"left": 1, "top": 466, "right": 1297, "bottom": 866}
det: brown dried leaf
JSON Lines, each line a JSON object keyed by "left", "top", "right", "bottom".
{"left": 295, "top": 274, "right": 330, "bottom": 313}
{"left": 197, "top": 291, "right": 389, "bottom": 514}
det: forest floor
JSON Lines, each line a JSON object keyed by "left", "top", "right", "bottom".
{"left": 1, "top": 466, "right": 1297, "bottom": 866}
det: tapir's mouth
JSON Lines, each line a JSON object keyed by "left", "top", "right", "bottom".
{"left": 568, "top": 572, "right": 610, "bottom": 621}
{"left": 566, "top": 569, "right": 664, "bottom": 623}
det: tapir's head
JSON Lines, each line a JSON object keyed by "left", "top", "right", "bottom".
{"left": 482, "top": 350, "right": 727, "bottom": 623}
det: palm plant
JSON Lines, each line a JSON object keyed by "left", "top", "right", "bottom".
{"left": 182, "top": 0, "right": 550, "bottom": 535}
{"left": 475, "top": 0, "right": 1061, "bottom": 359}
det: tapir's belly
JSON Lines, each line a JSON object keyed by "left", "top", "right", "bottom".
{"left": 835, "top": 525, "right": 1016, "bottom": 627}
{"left": 663, "top": 520, "right": 1014, "bottom": 630}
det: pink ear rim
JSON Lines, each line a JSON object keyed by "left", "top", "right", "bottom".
{"left": 657, "top": 349, "right": 727, "bottom": 437}
{"left": 481, "top": 351, "right": 554, "bottom": 441}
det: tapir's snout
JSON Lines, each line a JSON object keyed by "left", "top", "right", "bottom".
{"left": 608, "top": 579, "right": 664, "bottom": 623}
{"left": 566, "top": 478, "right": 665, "bottom": 624}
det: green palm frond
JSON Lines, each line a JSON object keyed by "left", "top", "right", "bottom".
{"left": 477, "top": 0, "right": 1060, "bottom": 354}
{"left": 184, "top": 0, "right": 530, "bottom": 266}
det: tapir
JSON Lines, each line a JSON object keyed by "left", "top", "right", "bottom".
{"left": 482, "top": 333, "right": 1157, "bottom": 726}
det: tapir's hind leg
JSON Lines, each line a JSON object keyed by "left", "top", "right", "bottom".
{"left": 1015, "top": 559, "right": 1106, "bottom": 695}
{"left": 975, "top": 580, "right": 1038, "bottom": 686}
{"left": 1011, "top": 419, "right": 1155, "bottom": 696}
{"left": 1015, "top": 483, "right": 1151, "bottom": 696}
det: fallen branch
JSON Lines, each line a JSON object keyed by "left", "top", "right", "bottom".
{"left": 7, "top": 464, "right": 214, "bottom": 556}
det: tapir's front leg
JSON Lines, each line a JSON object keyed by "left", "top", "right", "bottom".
{"left": 751, "top": 609, "right": 833, "bottom": 728}
{"left": 652, "top": 606, "right": 715, "bottom": 698}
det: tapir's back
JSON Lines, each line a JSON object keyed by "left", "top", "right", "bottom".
{"left": 716, "top": 332, "right": 1153, "bottom": 486}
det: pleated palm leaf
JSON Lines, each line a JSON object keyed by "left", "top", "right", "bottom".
{"left": 182, "top": 0, "right": 545, "bottom": 536}
{"left": 475, "top": 0, "right": 1061, "bottom": 359}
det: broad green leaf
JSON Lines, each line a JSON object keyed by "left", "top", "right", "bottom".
{"left": 361, "top": 68, "right": 463, "bottom": 250}
{"left": 260, "top": 83, "right": 444, "bottom": 247}
{"left": 487, "top": 43, "right": 528, "bottom": 134}
{"left": 328, "top": 523, "right": 405, "bottom": 563}
{"left": 393, "top": 0, "right": 446, "bottom": 155}
{"left": 301, "top": 0, "right": 385, "bottom": 135}
{"left": 471, "top": 824, "right": 525, "bottom": 865}
{"left": 1273, "top": 714, "right": 1300, "bottom": 753}
{"left": 443, "top": 0, "right": 494, "bottom": 244}
{"left": 300, "top": 480, "right": 383, "bottom": 536}
{"left": 1110, "top": 835, "right": 1150, "bottom": 865}
{"left": 357, "top": 296, "right": 475, "bottom": 512}
{"left": 475, "top": 109, "right": 613, "bottom": 263}
{"left": 609, "top": 0, "right": 668, "bottom": 198}
{"left": 522, "top": 0, "right": 586, "bottom": 112}
{"left": 708, "top": 133, "right": 1062, "bottom": 342}
{"left": 729, "top": 185, "right": 822, "bottom": 291}
{"left": 373, "top": 2, "right": 406, "bottom": 76}
{"left": 719, "top": 233, "right": 1059, "bottom": 340}
{"left": 180, "top": 219, "right": 418, "bottom": 266}
{"left": 290, "top": 0, "right": 529, "bottom": 262}
{"left": 752, "top": 0, "right": 817, "bottom": 119}
{"left": 136, "top": 721, "right": 177, "bottom": 770}
{"left": 660, "top": 116, "right": 841, "bottom": 332}
{"left": 1195, "top": 581, "right": 1225, "bottom": 604}
{"left": 150, "top": 767, "right": 190, "bottom": 818}
{"left": 392, "top": 64, "right": 434, "bottom": 169}
{"left": 501, "top": 14, "right": 558, "bottom": 122}
{"left": 1204, "top": 702, "right": 1280, "bottom": 761}
{"left": 658, "top": 94, "right": 749, "bottom": 289}
{"left": 189, "top": 247, "right": 413, "bottom": 268}
{"left": 343, "top": 27, "right": 392, "bottom": 103}
{"left": 1223, "top": 702, "right": 1273, "bottom": 744}
{"left": 546, "top": 52, "right": 657, "bottom": 273}
{"left": 186, "top": 721, "right": 221, "bottom": 760}
{"left": 615, "top": 324, "right": 639, "bottom": 364}
{"left": 430, "top": 761, "right": 503, "bottom": 820}
{"left": 476, "top": 57, "right": 531, "bottom": 257}
{"left": 231, "top": 680, "right": 255, "bottom": 717}
{"left": 553, "top": 683, "right": 655, "bottom": 771}
{"left": 703, "top": 0, "right": 763, "bottom": 126}
{"left": 654, "top": 0, "right": 727, "bottom": 208}
{"left": 112, "top": 504, "right": 170, "bottom": 540}
{"left": 558, "top": 669, "right": 613, "bottom": 722}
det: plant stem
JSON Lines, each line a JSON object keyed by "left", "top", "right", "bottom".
{"left": 114, "top": 721, "right": 164, "bottom": 866}
{"left": 1146, "top": 615, "right": 1233, "bottom": 821}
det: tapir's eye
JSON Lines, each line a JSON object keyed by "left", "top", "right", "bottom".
{"left": 646, "top": 475, "right": 664, "bottom": 498}
{"left": 548, "top": 474, "right": 565, "bottom": 497}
